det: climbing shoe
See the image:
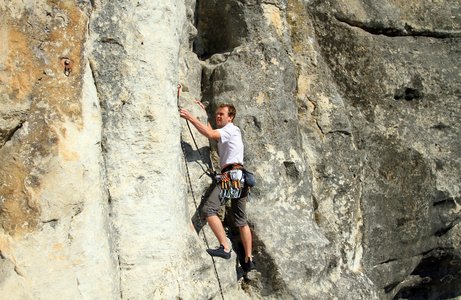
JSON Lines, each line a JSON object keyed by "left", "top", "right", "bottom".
{"left": 242, "top": 258, "right": 255, "bottom": 272}
{"left": 206, "top": 245, "right": 231, "bottom": 259}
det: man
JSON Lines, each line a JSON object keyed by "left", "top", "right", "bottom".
{"left": 180, "top": 102, "right": 254, "bottom": 271}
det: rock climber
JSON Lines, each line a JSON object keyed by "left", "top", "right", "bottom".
{"left": 179, "top": 102, "right": 255, "bottom": 271}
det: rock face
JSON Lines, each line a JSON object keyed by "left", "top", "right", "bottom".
{"left": 304, "top": 1, "right": 461, "bottom": 298}
{"left": 0, "top": 0, "right": 459, "bottom": 299}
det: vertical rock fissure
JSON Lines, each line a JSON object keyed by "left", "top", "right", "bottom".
{"left": 87, "top": 59, "right": 112, "bottom": 208}
{"left": 192, "top": 1, "right": 292, "bottom": 295}
{"left": 193, "top": 0, "right": 248, "bottom": 59}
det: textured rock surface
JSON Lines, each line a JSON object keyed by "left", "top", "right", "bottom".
{"left": 0, "top": 1, "right": 119, "bottom": 298}
{"left": 305, "top": 1, "right": 461, "bottom": 298}
{"left": 0, "top": 0, "right": 460, "bottom": 299}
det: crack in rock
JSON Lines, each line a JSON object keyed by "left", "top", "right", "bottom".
{"left": 334, "top": 15, "right": 461, "bottom": 38}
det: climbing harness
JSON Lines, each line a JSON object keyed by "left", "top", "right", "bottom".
{"left": 177, "top": 84, "right": 225, "bottom": 300}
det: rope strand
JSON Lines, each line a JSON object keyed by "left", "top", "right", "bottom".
{"left": 178, "top": 84, "right": 225, "bottom": 300}
{"left": 185, "top": 120, "right": 214, "bottom": 178}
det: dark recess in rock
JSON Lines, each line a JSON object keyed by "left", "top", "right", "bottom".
{"left": 394, "top": 251, "right": 461, "bottom": 300}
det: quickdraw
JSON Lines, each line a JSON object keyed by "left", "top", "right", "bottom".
{"left": 217, "top": 169, "right": 245, "bottom": 200}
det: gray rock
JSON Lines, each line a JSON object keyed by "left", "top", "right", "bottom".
{"left": 0, "top": 0, "right": 459, "bottom": 299}
{"left": 305, "top": 0, "right": 461, "bottom": 298}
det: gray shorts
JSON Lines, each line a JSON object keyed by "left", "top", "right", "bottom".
{"left": 202, "top": 186, "right": 249, "bottom": 227}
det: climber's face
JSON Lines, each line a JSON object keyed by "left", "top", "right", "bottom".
{"left": 216, "top": 106, "right": 234, "bottom": 128}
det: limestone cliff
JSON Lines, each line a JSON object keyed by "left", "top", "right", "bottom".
{"left": 0, "top": 0, "right": 459, "bottom": 299}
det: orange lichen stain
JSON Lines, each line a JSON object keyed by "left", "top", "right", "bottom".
{"left": 0, "top": 152, "right": 41, "bottom": 236}
{"left": 56, "top": 125, "right": 81, "bottom": 161}
{"left": 60, "top": 148, "right": 81, "bottom": 161}
{"left": 263, "top": 4, "right": 285, "bottom": 36}
{"left": 256, "top": 92, "right": 265, "bottom": 105}
{"left": 0, "top": 2, "right": 90, "bottom": 237}
{"left": 50, "top": 243, "right": 67, "bottom": 261}
{"left": 0, "top": 233, "right": 16, "bottom": 264}
{"left": 36, "top": 2, "right": 90, "bottom": 126}
{"left": 0, "top": 27, "right": 43, "bottom": 102}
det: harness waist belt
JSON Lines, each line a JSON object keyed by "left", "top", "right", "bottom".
{"left": 221, "top": 164, "right": 243, "bottom": 173}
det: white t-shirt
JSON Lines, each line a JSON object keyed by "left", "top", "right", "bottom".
{"left": 217, "top": 123, "right": 244, "bottom": 169}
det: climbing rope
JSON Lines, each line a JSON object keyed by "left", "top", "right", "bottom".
{"left": 185, "top": 120, "right": 215, "bottom": 179}
{"left": 177, "top": 84, "right": 225, "bottom": 300}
